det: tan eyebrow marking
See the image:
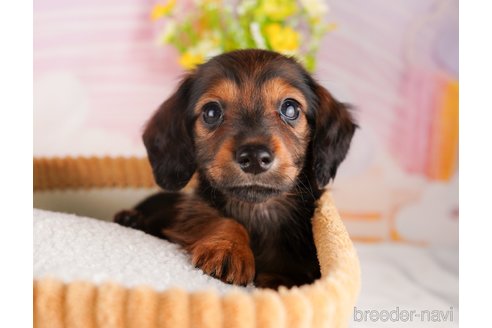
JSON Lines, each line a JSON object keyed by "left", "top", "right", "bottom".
{"left": 261, "top": 77, "right": 308, "bottom": 112}
{"left": 194, "top": 79, "right": 239, "bottom": 114}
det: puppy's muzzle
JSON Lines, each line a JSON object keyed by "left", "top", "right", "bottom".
{"left": 235, "top": 144, "right": 274, "bottom": 175}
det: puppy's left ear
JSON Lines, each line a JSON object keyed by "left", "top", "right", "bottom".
{"left": 311, "top": 82, "right": 357, "bottom": 188}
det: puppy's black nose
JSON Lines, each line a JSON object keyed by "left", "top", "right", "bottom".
{"left": 236, "top": 145, "right": 274, "bottom": 174}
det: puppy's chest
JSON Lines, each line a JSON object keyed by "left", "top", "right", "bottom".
{"left": 222, "top": 198, "right": 298, "bottom": 235}
{"left": 222, "top": 199, "right": 316, "bottom": 264}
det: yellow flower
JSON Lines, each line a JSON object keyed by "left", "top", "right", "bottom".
{"left": 151, "top": 0, "right": 177, "bottom": 21}
{"left": 264, "top": 24, "right": 300, "bottom": 53}
{"left": 256, "top": 0, "right": 298, "bottom": 21}
{"left": 179, "top": 52, "right": 205, "bottom": 70}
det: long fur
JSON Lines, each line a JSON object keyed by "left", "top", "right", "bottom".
{"left": 115, "top": 49, "right": 357, "bottom": 289}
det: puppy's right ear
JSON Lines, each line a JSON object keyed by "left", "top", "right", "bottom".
{"left": 143, "top": 75, "right": 196, "bottom": 191}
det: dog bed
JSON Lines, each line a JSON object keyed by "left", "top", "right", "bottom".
{"left": 33, "top": 156, "right": 361, "bottom": 328}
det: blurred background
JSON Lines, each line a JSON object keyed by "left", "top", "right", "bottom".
{"left": 34, "top": 0, "right": 458, "bottom": 326}
{"left": 34, "top": 0, "right": 458, "bottom": 246}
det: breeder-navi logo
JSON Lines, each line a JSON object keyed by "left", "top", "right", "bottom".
{"left": 353, "top": 306, "right": 454, "bottom": 323}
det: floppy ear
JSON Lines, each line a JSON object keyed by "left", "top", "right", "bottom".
{"left": 143, "top": 75, "right": 196, "bottom": 191}
{"left": 311, "top": 82, "right": 357, "bottom": 188}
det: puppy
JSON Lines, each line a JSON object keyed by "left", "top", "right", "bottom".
{"left": 115, "top": 49, "right": 356, "bottom": 289}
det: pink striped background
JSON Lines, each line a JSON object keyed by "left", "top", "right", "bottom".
{"left": 35, "top": 0, "right": 182, "bottom": 152}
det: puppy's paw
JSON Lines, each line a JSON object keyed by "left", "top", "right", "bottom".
{"left": 190, "top": 239, "right": 255, "bottom": 286}
{"left": 114, "top": 209, "right": 142, "bottom": 228}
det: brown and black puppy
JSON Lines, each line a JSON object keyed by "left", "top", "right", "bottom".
{"left": 115, "top": 49, "right": 356, "bottom": 289}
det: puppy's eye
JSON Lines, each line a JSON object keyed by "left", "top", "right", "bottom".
{"left": 279, "top": 99, "right": 300, "bottom": 121}
{"left": 202, "top": 102, "right": 223, "bottom": 125}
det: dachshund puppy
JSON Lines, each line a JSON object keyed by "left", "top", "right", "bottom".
{"left": 115, "top": 49, "right": 356, "bottom": 289}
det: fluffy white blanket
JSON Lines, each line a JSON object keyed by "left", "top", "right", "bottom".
{"left": 34, "top": 208, "right": 458, "bottom": 327}
{"left": 34, "top": 209, "right": 245, "bottom": 293}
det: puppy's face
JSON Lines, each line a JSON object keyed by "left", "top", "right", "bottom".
{"left": 193, "top": 75, "right": 311, "bottom": 202}
{"left": 144, "top": 50, "right": 356, "bottom": 203}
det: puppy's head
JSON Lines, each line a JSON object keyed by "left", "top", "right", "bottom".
{"left": 144, "top": 50, "right": 356, "bottom": 202}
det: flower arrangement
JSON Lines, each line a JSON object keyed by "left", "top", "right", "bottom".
{"left": 151, "top": 0, "right": 333, "bottom": 72}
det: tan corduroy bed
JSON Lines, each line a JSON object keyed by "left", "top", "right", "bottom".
{"left": 33, "top": 156, "right": 360, "bottom": 328}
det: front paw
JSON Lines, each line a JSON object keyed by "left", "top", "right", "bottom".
{"left": 190, "top": 239, "right": 255, "bottom": 286}
{"left": 114, "top": 209, "right": 142, "bottom": 228}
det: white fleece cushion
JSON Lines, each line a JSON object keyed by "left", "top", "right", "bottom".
{"left": 33, "top": 209, "right": 248, "bottom": 293}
